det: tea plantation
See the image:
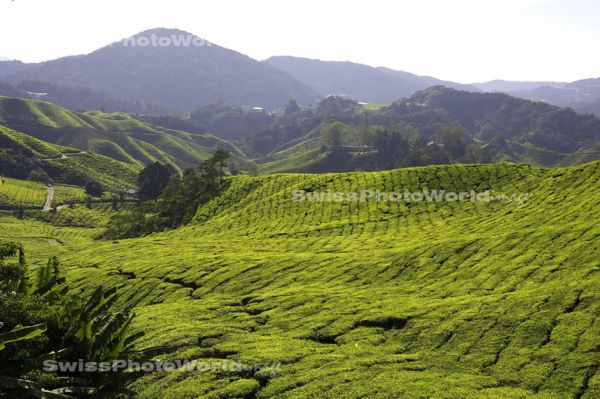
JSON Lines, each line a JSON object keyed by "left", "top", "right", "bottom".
{"left": 1, "top": 161, "right": 598, "bottom": 399}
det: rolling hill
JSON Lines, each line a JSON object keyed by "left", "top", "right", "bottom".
{"left": 0, "top": 96, "right": 248, "bottom": 172}
{"left": 0, "top": 124, "right": 138, "bottom": 190}
{"left": 244, "top": 87, "right": 600, "bottom": 173}
{"left": 1, "top": 29, "right": 321, "bottom": 111}
{"left": 3, "top": 160, "right": 598, "bottom": 399}
{"left": 402, "top": 87, "right": 600, "bottom": 148}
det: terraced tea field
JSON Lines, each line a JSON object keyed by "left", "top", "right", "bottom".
{"left": 0, "top": 177, "right": 86, "bottom": 209}
{"left": 0, "top": 177, "right": 47, "bottom": 208}
{"left": 5, "top": 162, "right": 600, "bottom": 399}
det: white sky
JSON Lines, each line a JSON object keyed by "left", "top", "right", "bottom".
{"left": 1, "top": 0, "right": 599, "bottom": 83}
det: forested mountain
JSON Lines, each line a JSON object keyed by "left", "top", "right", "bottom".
{"left": 243, "top": 87, "right": 600, "bottom": 173}
{"left": 189, "top": 102, "right": 274, "bottom": 140}
{"left": 393, "top": 86, "right": 600, "bottom": 152}
{"left": 1, "top": 29, "right": 320, "bottom": 111}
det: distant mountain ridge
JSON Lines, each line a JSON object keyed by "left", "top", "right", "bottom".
{"left": 508, "top": 78, "right": 600, "bottom": 107}
{"left": 264, "top": 56, "right": 478, "bottom": 102}
{"left": 471, "top": 80, "right": 567, "bottom": 92}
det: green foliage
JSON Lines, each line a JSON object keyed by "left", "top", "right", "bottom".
{"left": 0, "top": 125, "right": 138, "bottom": 190}
{"left": 247, "top": 87, "right": 600, "bottom": 173}
{"left": 0, "top": 177, "right": 47, "bottom": 208}
{"left": 0, "top": 240, "right": 28, "bottom": 294}
{"left": 0, "top": 240, "right": 141, "bottom": 398}
{"left": 84, "top": 181, "right": 103, "bottom": 198}
{"left": 436, "top": 122, "right": 467, "bottom": 159}
{"left": 0, "top": 324, "right": 46, "bottom": 351}
{"left": 190, "top": 101, "right": 274, "bottom": 140}
{"left": 137, "top": 162, "right": 175, "bottom": 201}
{"left": 103, "top": 151, "right": 231, "bottom": 239}
{"left": 320, "top": 120, "right": 352, "bottom": 147}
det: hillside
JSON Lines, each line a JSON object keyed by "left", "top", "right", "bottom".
{"left": 4, "top": 161, "right": 597, "bottom": 399}
{"left": 264, "top": 56, "right": 477, "bottom": 102}
{"left": 2, "top": 29, "right": 321, "bottom": 111}
{"left": 386, "top": 86, "right": 600, "bottom": 153}
{"left": 0, "top": 177, "right": 84, "bottom": 209}
{"left": 0, "top": 96, "right": 247, "bottom": 171}
{"left": 0, "top": 124, "right": 139, "bottom": 189}
{"left": 244, "top": 88, "right": 600, "bottom": 173}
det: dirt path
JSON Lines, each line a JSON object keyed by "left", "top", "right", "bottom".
{"left": 43, "top": 185, "right": 54, "bottom": 211}
{"left": 41, "top": 151, "right": 86, "bottom": 161}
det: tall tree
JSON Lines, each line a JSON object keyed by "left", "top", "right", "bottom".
{"left": 84, "top": 181, "right": 103, "bottom": 197}
{"left": 137, "top": 162, "right": 175, "bottom": 201}
{"left": 321, "top": 121, "right": 351, "bottom": 147}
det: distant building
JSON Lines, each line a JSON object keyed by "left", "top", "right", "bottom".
{"left": 327, "top": 145, "right": 378, "bottom": 154}
{"left": 25, "top": 91, "right": 48, "bottom": 99}
{"left": 123, "top": 188, "right": 138, "bottom": 196}
{"left": 427, "top": 141, "right": 445, "bottom": 148}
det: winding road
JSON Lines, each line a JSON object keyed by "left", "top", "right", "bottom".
{"left": 43, "top": 185, "right": 54, "bottom": 211}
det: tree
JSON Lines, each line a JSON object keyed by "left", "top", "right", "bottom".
{"left": 85, "top": 181, "right": 103, "bottom": 197}
{"left": 105, "top": 151, "right": 232, "bottom": 238}
{"left": 284, "top": 99, "right": 301, "bottom": 116}
{"left": 321, "top": 121, "right": 351, "bottom": 147}
{"left": 137, "top": 162, "right": 175, "bottom": 201}
{"left": 111, "top": 193, "right": 120, "bottom": 210}
{"left": 85, "top": 195, "right": 93, "bottom": 209}
{"left": 356, "top": 112, "right": 372, "bottom": 150}
{"left": 436, "top": 123, "right": 467, "bottom": 159}
{"left": 372, "top": 127, "right": 410, "bottom": 166}
{"left": 212, "top": 149, "right": 231, "bottom": 184}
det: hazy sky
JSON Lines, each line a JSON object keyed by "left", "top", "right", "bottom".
{"left": 1, "top": 0, "right": 598, "bottom": 83}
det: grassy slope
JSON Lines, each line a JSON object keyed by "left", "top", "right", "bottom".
{"left": 0, "top": 125, "right": 138, "bottom": 190}
{"left": 2, "top": 161, "right": 599, "bottom": 398}
{"left": 0, "top": 177, "right": 47, "bottom": 207}
{"left": 0, "top": 177, "right": 85, "bottom": 208}
{"left": 0, "top": 96, "right": 246, "bottom": 170}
